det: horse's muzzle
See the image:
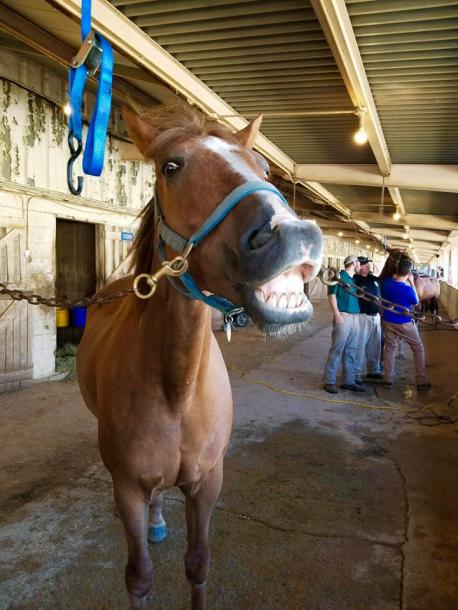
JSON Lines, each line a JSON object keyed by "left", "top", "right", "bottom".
{"left": 237, "top": 218, "right": 323, "bottom": 326}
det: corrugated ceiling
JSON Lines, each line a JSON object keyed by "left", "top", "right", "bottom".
{"left": 110, "top": 0, "right": 376, "bottom": 164}
{"left": 346, "top": 0, "right": 458, "bottom": 163}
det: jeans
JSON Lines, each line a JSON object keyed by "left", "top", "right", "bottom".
{"left": 324, "top": 313, "right": 359, "bottom": 385}
{"left": 355, "top": 314, "right": 382, "bottom": 376}
{"left": 382, "top": 320, "right": 429, "bottom": 385}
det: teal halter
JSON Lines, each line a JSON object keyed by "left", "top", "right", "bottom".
{"left": 155, "top": 180, "right": 289, "bottom": 315}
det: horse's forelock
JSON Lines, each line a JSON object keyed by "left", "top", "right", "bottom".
{"left": 137, "top": 103, "right": 237, "bottom": 153}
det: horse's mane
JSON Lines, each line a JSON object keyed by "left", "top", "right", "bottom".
{"left": 379, "top": 248, "right": 412, "bottom": 280}
{"left": 130, "top": 104, "right": 238, "bottom": 275}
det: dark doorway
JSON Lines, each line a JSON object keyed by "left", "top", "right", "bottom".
{"left": 56, "top": 219, "right": 96, "bottom": 346}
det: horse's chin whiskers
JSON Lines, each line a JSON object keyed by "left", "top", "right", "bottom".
{"left": 255, "top": 320, "right": 308, "bottom": 340}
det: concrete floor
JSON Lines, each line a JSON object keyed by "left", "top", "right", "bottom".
{"left": 0, "top": 302, "right": 457, "bottom": 610}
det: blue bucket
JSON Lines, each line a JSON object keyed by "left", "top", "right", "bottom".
{"left": 70, "top": 306, "right": 87, "bottom": 328}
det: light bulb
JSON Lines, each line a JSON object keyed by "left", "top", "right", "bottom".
{"left": 393, "top": 210, "right": 401, "bottom": 221}
{"left": 63, "top": 102, "right": 72, "bottom": 117}
{"left": 403, "top": 233, "right": 408, "bottom": 239}
{"left": 338, "top": 231, "right": 344, "bottom": 237}
{"left": 353, "top": 109, "right": 368, "bottom": 145}
{"left": 366, "top": 245, "right": 370, "bottom": 249}
{"left": 355, "top": 239, "right": 360, "bottom": 244}
{"left": 353, "top": 127, "right": 368, "bottom": 145}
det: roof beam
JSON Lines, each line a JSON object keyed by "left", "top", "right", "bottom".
{"left": 0, "top": 3, "right": 167, "bottom": 107}
{"left": 310, "top": 0, "right": 391, "bottom": 175}
{"left": 295, "top": 164, "right": 458, "bottom": 193}
{"left": 352, "top": 213, "right": 458, "bottom": 231}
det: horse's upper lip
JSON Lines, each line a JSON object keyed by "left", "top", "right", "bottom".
{"left": 238, "top": 256, "right": 321, "bottom": 288}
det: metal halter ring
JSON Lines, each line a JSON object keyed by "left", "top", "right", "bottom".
{"left": 133, "top": 255, "right": 190, "bottom": 300}
{"left": 318, "top": 266, "right": 340, "bottom": 286}
{"left": 133, "top": 273, "right": 158, "bottom": 300}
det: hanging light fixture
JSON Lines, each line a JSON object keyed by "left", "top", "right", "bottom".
{"left": 393, "top": 207, "right": 401, "bottom": 221}
{"left": 353, "top": 108, "right": 368, "bottom": 145}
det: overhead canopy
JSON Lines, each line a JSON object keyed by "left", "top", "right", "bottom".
{"left": 0, "top": 0, "right": 457, "bottom": 263}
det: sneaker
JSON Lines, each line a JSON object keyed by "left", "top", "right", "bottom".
{"left": 341, "top": 383, "right": 366, "bottom": 393}
{"left": 324, "top": 384, "right": 338, "bottom": 394}
{"left": 417, "top": 382, "right": 431, "bottom": 391}
{"left": 366, "top": 372, "right": 384, "bottom": 380}
{"left": 355, "top": 376, "right": 363, "bottom": 385}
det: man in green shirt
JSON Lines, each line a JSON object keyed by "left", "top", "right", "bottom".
{"left": 324, "top": 255, "right": 365, "bottom": 394}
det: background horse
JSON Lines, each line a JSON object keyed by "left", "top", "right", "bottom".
{"left": 379, "top": 249, "right": 440, "bottom": 314}
{"left": 77, "top": 104, "right": 323, "bottom": 609}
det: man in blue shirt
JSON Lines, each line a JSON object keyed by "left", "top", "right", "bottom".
{"left": 354, "top": 257, "right": 383, "bottom": 382}
{"left": 324, "top": 255, "right": 366, "bottom": 394}
{"left": 381, "top": 257, "right": 430, "bottom": 390}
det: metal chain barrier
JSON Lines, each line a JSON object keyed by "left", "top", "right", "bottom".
{"left": 0, "top": 248, "right": 193, "bottom": 308}
{"left": 318, "top": 266, "right": 458, "bottom": 330}
{"left": 0, "top": 282, "right": 134, "bottom": 308}
{"left": 1, "top": 263, "right": 457, "bottom": 331}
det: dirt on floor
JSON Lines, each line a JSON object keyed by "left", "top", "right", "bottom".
{"left": 0, "top": 302, "right": 457, "bottom": 610}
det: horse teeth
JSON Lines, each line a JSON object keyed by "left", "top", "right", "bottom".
{"left": 255, "top": 288, "right": 265, "bottom": 302}
{"left": 267, "top": 293, "right": 277, "bottom": 307}
{"left": 288, "top": 293, "right": 297, "bottom": 309}
{"left": 278, "top": 293, "right": 288, "bottom": 308}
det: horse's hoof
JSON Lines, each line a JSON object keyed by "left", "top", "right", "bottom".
{"left": 148, "top": 519, "right": 167, "bottom": 543}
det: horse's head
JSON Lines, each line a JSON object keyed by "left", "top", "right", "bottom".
{"left": 379, "top": 249, "right": 413, "bottom": 280}
{"left": 124, "top": 105, "right": 323, "bottom": 336}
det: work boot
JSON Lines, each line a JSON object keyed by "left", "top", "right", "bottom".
{"left": 417, "top": 382, "right": 431, "bottom": 391}
{"left": 341, "top": 383, "right": 366, "bottom": 393}
{"left": 324, "top": 384, "right": 338, "bottom": 394}
{"left": 367, "top": 372, "right": 384, "bottom": 380}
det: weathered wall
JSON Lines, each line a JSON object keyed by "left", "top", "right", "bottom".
{"left": 0, "top": 51, "right": 153, "bottom": 381}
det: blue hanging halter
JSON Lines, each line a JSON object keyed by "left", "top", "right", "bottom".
{"left": 155, "top": 180, "right": 290, "bottom": 316}
{"left": 67, "top": 0, "right": 114, "bottom": 195}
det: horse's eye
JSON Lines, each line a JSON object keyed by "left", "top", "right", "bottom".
{"left": 264, "top": 170, "right": 269, "bottom": 180}
{"left": 162, "top": 161, "right": 180, "bottom": 178}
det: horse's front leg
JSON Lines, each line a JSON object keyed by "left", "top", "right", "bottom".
{"left": 181, "top": 460, "right": 224, "bottom": 610}
{"left": 148, "top": 491, "right": 167, "bottom": 543}
{"left": 114, "top": 480, "right": 153, "bottom": 609}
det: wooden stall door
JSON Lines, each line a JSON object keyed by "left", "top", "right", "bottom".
{"left": 56, "top": 219, "right": 96, "bottom": 346}
{"left": 0, "top": 228, "right": 33, "bottom": 392}
{"left": 56, "top": 219, "right": 96, "bottom": 300}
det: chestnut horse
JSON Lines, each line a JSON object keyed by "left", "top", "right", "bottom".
{"left": 77, "top": 104, "right": 323, "bottom": 609}
{"left": 379, "top": 249, "right": 440, "bottom": 313}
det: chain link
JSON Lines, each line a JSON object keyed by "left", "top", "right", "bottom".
{"left": 0, "top": 282, "right": 134, "bottom": 308}
{"left": 318, "top": 267, "right": 458, "bottom": 330}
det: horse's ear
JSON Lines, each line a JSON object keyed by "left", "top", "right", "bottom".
{"left": 122, "top": 107, "right": 158, "bottom": 158}
{"left": 235, "top": 114, "right": 263, "bottom": 148}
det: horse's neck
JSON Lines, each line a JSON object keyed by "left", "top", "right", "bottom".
{"left": 142, "top": 258, "right": 212, "bottom": 398}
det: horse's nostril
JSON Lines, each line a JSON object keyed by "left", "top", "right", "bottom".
{"left": 249, "top": 224, "right": 275, "bottom": 250}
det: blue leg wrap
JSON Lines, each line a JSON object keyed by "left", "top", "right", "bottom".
{"left": 148, "top": 518, "right": 167, "bottom": 544}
